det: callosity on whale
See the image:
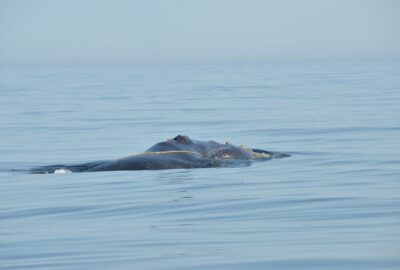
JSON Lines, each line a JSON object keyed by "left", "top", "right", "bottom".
{"left": 31, "top": 135, "right": 290, "bottom": 173}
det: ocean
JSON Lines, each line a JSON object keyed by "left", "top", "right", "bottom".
{"left": 1, "top": 62, "right": 399, "bottom": 269}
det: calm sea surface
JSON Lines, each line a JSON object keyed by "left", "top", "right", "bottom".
{"left": 1, "top": 62, "right": 399, "bottom": 269}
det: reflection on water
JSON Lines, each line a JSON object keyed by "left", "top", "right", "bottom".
{"left": 0, "top": 62, "right": 400, "bottom": 270}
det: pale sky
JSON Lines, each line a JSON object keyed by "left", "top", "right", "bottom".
{"left": 0, "top": 0, "right": 399, "bottom": 65}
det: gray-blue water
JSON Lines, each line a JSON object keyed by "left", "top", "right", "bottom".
{"left": 1, "top": 62, "right": 399, "bottom": 269}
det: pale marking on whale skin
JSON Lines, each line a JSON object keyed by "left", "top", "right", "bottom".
{"left": 240, "top": 145, "right": 273, "bottom": 159}
{"left": 126, "top": 148, "right": 270, "bottom": 159}
{"left": 128, "top": 150, "right": 204, "bottom": 158}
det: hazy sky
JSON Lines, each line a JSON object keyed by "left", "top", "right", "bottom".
{"left": 0, "top": 0, "right": 399, "bottom": 65}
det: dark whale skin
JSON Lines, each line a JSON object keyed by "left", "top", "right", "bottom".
{"left": 31, "top": 135, "right": 289, "bottom": 173}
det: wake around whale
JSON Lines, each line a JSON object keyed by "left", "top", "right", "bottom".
{"left": 31, "top": 135, "right": 290, "bottom": 174}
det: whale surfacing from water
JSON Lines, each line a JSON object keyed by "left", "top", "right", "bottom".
{"left": 31, "top": 135, "right": 290, "bottom": 174}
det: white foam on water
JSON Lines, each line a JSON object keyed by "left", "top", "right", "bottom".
{"left": 54, "top": 168, "right": 72, "bottom": 174}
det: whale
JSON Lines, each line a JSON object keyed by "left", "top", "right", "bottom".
{"left": 30, "top": 135, "right": 290, "bottom": 173}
